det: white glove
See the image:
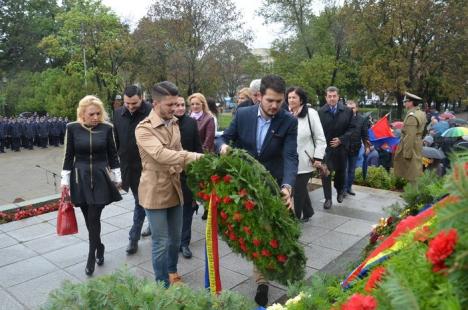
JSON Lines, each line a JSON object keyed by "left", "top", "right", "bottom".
{"left": 111, "top": 168, "right": 122, "bottom": 184}
{"left": 60, "top": 170, "right": 71, "bottom": 186}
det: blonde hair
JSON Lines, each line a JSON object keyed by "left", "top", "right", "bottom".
{"left": 238, "top": 87, "right": 252, "bottom": 100}
{"left": 76, "top": 95, "right": 108, "bottom": 123}
{"left": 188, "top": 93, "right": 212, "bottom": 116}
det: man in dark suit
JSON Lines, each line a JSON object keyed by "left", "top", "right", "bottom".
{"left": 318, "top": 87, "right": 355, "bottom": 209}
{"left": 344, "top": 100, "right": 370, "bottom": 196}
{"left": 218, "top": 75, "right": 298, "bottom": 307}
{"left": 113, "top": 85, "right": 152, "bottom": 255}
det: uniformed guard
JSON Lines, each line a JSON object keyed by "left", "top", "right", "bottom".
{"left": 38, "top": 117, "right": 49, "bottom": 148}
{"left": 0, "top": 116, "right": 6, "bottom": 153}
{"left": 394, "top": 92, "right": 427, "bottom": 184}
{"left": 24, "top": 118, "right": 35, "bottom": 149}
{"left": 9, "top": 117, "right": 22, "bottom": 152}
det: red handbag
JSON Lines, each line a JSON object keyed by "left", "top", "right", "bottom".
{"left": 57, "top": 188, "right": 78, "bottom": 236}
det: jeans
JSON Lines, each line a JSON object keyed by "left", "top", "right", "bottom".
{"left": 128, "top": 178, "right": 146, "bottom": 241}
{"left": 145, "top": 205, "right": 183, "bottom": 287}
{"left": 180, "top": 180, "right": 195, "bottom": 247}
{"left": 345, "top": 154, "right": 359, "bottom": 192}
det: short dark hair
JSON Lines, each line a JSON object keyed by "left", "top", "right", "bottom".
{"left": 286, "top": 87, "right": 309, "bottom": 118}
{"left": 151, "top": 81, "right": 179, "bottom": 101}
{"left": 260, "top": 75, "right": 286, "bottom": 95}
{"left": 124, "top": 85, "right": 142, "bottom": 98}
{"left": 326, "top": 86, "right": 339, "bottom": 94}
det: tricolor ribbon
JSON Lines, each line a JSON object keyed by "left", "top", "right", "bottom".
{"left": 204, "top": 192, "right": 222, "bottom": 294}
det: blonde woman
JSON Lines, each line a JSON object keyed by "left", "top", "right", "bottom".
{"left": 61, "top": 95, "right": 122, "bottom": 276}
{"left": 188, "top": 93, "right": 215, "bottom": 153}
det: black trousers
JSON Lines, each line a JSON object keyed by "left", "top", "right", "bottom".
{"left": 0, "top": 138, "right": 4, "bottom": 152}
{"left": 180, "top": 179, "right": 195, "bottom": 247}
{"left": 321, "top": 168, "right": 345, "bottom": 200}
{"left": 11, "top": 137, "right": 20, "bottom": 151}
{"left": 78, "top": 204, "right": 104, "bottom": 258}
{"left": 293, "top": 172, "right": 314, "bottom": 219}
{"left": 39, "top": 136, "right": 48, "bottom": 148}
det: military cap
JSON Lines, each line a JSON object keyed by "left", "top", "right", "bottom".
{"left": 403, "top": 92, "right": 422, "bottom": 103}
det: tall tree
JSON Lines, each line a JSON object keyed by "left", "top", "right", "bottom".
{"left": 0, "top": 0, "right": 60, "bottom": 74}
{"left": 39, "top": 0, "right": 136, "bottom": 104}
{"left": 146, "top": 0, "right": 250, "bottom": 96}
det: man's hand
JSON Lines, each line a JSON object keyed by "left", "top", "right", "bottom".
{"left": 114, "top": 182, "right": 122, "bottom": 190}
{"left": 313, "top": 160, "right": 322, "bottom": 169}
{"left": 281, "top": 187, "right": 293, "bottom": 210}
{"left": 330, "top": 137, "right": 341, "bottom": 148}
{"left": 220, "top": 144, "right": 231, "bottom": 155}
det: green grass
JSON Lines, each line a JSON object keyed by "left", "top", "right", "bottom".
{"left": 218, "top": 113, "right": 233, "bottom": 130}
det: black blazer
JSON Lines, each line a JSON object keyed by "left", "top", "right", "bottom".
{"left": 177, "top": 114, "right": 203, "bottom": 153}
{"left": 112, "top": 102, "right": 152, "bottom": 191}
{"left": 219, "top": 105, "right": 298, "bottom": 188}
{"left": 318, "top": 103, "right": 355, "bottom": 170}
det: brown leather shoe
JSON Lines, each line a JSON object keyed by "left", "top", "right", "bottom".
{"left": 169, "top": 272, "right": 183, "bottom": 285}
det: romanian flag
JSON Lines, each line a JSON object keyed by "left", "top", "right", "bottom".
{"left": 341, "top": 203, "right": 437, "bottom": 288}
{"left": 204, "top": 192, "right": 222, "bottom": 294}
{"left": 368, "top": 114, "right": 399, "bottom": 152}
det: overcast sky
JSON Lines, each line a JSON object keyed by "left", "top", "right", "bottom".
{"left": 101, "top": 0, "right": 325, "bottom": 48}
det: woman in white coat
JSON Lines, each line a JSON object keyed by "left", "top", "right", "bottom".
{"left": 286, "top": 87, "right": 327, "bottom": 222}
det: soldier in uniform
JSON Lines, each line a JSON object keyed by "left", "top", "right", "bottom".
{"left": 24, "top": 118, "right": 36, "bottom": 150}
{"left": 9, "top": 117, "right": 22, "bottom": 152}
{"left": 38, "top": 117, "right": 49, "bottom": 148}
{"left": 394, "top": 92, "right": 427, "bottom": 184}
{"left": 0, "top": 116, "right": 6, "bottom": 153}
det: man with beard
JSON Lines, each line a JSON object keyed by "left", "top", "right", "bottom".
{"left": 113, "top": 85, "right": 152, "bottom": 255}
{"left": 218, "top": 75, "right": 298, "bottom": 307}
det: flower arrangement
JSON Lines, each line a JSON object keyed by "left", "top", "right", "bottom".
{"left": 271, "top": 150, "right": 467, "bottom": 309}
{"left": 0, "top": 202, "right": 59, "bottom": 224}
{"left": 187, "top": 148, "right": 306, "bottom": 285}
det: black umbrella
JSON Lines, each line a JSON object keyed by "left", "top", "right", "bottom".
{"left": 422, "top": 146, "right": 446, "bottom": 159}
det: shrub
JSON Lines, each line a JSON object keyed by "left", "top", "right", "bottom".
{"left": 353, "top": 167, "right": 407, "bottom": 191}
{"left": 42, "top": 268, "right": 255, "bottom": 310}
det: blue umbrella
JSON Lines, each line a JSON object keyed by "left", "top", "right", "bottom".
{"left": 431, "top": 121, "right": 450, "bottom": 136}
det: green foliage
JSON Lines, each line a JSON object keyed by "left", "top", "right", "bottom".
{"left": 218, "top": 113, "right": 233, "bottom": 130}
{"left": 354, "top": 167, "right": 407, "bottom": 191}
{"left": 401, "top": 170, "right": 447, "bottom": 210}
{"left": 42, "top": 268, "right": 254, "bottom": 309}
{"left": 187, "top": 149, "right": 306, "bottom": 285}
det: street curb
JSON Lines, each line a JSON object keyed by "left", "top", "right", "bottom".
{"left": 0, "top": 193, "right": 60, "bottom": 212}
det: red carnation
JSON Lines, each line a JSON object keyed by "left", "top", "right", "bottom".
{"left": 252, "top": 239, "right": 261, "bottom": 247}
{"left": 220, "top": 211, "right": 228, "bottom": 220}
{"left": 243, "top": 226, "right": 252, "bottom": 235}
{"left": 269, "top": 239, "right": 279, "bottom": 249}
{"left": 386, "top": 216, "right": 394, "bottom": 225}
{"left": 369, "top": 232, "right": 379, "bottom": 244}
{"left": 223, "top": 175, "right": 232, "bottom": 183}
{"left": 229, "top": 232, "right": 237, "bottom": 241}
{"left": 210, "top": 175, "right": 221, "bottom": 184}
{"left": 244, "top": 200, "right": 255, "bottom": 211}
{"left": 239, "top": 188, "right": 248, "bottom": 197}
{"left": 227, "top": 223, "right": 234, "bottom": 231}
{"left": 224, "top": 230, "right": 229, "bottom": 237}
{"left": 223, "top": 196, "right": 233, "bottom": 204}
{"left": 197, "top": 191, "right": 204, "bottom": 199}
{"left": 341, "top": 294, "right": 377, "bottom": 310}
{"left": 277, "top": 255, "right": 288, "bottom": 263}
{"left": 365, "top": 266, "right": 386, "bottom": 292}
{"left": 261, "top": 249, "right": 271, "bottom": 257}
{"left": 233, "top": 212, "right": 243, "bottom": 222}
{"left": 238, "top": 237, "right": 245, "bottom": 245}
{"left": 202, "top": 193, "right": 210, "bottom": 201}
{"left": 240, "top": 244, "right": 248, "bottom": 253}
{"left": 252, "top": 252, "right": 259, "bottom": 259}
{"left": 426, "top": 229, "right": 458, "bottom": 272}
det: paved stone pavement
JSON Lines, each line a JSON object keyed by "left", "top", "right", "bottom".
{"left": 0, "top": 185, "right": 403, "bottom": 309}
{"left": 0, "top": 146, "right": 64, "bottom": 204}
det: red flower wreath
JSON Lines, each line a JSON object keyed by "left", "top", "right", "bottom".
{"left": 341, "top": 293, "right": 377, "bottom": 310}
{"left": 426, "top": 228, "right": 458, "bottom": 272}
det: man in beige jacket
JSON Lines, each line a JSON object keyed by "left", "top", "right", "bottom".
{"left": 136, "top": 81, "right": 202, "bottom": 287}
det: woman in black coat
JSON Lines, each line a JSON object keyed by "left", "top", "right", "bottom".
{"left": 61, "top": 95, "right": 122, "bottom": 276}
{"left": 175, "top": 96, "right": 203, "bottom": 259}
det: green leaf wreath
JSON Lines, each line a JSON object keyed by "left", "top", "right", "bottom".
{"left": 187, "top": 148, "right": 306, "bottom": 285}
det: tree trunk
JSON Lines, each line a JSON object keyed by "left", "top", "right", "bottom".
{"left": 396, "top": 92, "right": 404, "bottom": 119}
